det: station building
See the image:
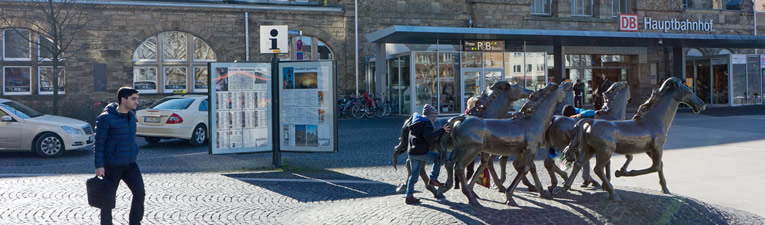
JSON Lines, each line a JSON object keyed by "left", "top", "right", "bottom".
{"left": 0, "top": 0, "right": 763, "bottom": 123}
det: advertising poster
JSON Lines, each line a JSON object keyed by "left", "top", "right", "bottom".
{"left": 209, "top": 62, "right": 272, "bottom": 154}
{"left": 278, "top": 61, "right": 337, "bottom": 152}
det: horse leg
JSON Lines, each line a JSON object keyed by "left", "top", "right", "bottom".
{"left": 552, "top": 150, "right": 593, "bottom": 195}
{"left": 420, "top": 164, "right": 439, "bottom": 197}
{"left": 614, "top": 154, "right": 634, "bottom": 177}
{"left": 504, "top": 163, "right": 529, "bottom": 206}
{"left": 456, "top": 152, "right": 480, "bottom": 206}
{"left": 594, "top": 151, "right": 620, "bottom": 201}
{"left": 396, "top": 159, "right": 412, "bottom": 193}
{"left": 435, "top": 159, "right": 455, "bottom": 197}
{"left": 580, "top": 160, "right": 601, "bottom": 188}
{"left": 485, "top": 154, "right": 506, "bottom": 192}
{"left": 657, "top": 161, "right": 670, "bottom": 194}
{"left": 499, "top": 155, "right": 508, "bottom": 185}
{"left": 527, "top": 159, "right": 552, "bottom": 199}
{"left": 513, "top": 159, "right": 537, "bottom": 192}
{"left": 543, "top": 156, "right": 558, "bottom": 192}
{"left": 618, "top": 148, "right": 663, "bottom": 177}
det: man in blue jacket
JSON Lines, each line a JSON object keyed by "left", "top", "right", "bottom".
{"left": 405, "top": 104, "right": 451, "bottom": 204}
{"left": 94, "top": 87, "right": 144, "bottom": 225}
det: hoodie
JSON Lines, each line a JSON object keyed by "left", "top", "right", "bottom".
{"left": 94, "top": 103, "right": 139, "bottom": 168}
{"left": 407, "top": 112, "right": 445, "bottom": 156}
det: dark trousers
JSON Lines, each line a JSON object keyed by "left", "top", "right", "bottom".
{"left": 101, "top": 163, "right": 145, "bottom": 225}
{"left": 574, "top": 95, "right": 583, "bottom": 108}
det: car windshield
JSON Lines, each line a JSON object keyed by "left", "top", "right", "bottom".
{"left": 0, "top": 101, "right": 44, "bottom": 119}
{"left": 150, "top": 98, "right": 195, "bottom": 110}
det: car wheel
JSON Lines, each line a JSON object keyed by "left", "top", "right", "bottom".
{"left": 189, "top": 124, "right": 207, "bottom": 146}
{"left": 145, "top": 137, "right": 162, "bottom": 144}
{"left": 34, "top": 133, "right": 65, "bottom": 158}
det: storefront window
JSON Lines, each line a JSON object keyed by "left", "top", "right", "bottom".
{"left": 462, "top": 52, "right": 482, "bottom": 68}
{"left": 415, "top": 52, "right": 437, "bottom": 112}
{"left": 439, "top": 52, "right": 459, "bottom": 113}
{"left": 712, "top": 61, "right": 729, "bottom": 104}
{"left": 746, "top": 56, "right": 761, "bottom": 105}
{"left": 484, "top": 52, "right": 503, "bottom": 68}
{"left": 526, "top": 53, "right": 547, "bottom": 91}
{"left": 133, "top": 31, "right": 216, "bottom": 93}
{"left": 505, "top": 52, "right": 524, "bottom": 85}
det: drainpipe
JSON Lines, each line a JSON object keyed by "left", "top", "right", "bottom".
{"left": 355, "top": 0, "right": 359, "bottom": 97}
{"left": 245, "top": 12, "right": 249, "bottom": 61}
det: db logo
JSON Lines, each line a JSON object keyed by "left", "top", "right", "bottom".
{"left": 619, "top": 14, "right": 638, "bottom": 32}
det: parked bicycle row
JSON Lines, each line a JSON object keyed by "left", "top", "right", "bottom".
{"left": 337, "top": 92, "right": 392, "bottom": 119}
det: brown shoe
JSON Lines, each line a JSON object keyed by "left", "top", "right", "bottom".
{"left": 405, "top": 196, "right": 421, "bottom": 204}
{"left": 428, "top": 180, "right": 445, "bottom": 187}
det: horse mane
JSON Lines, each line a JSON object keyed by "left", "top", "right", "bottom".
{"left": 632, "top": 88, "right": 661, "bottom": 120}
{"left": 471, "top": 81, "right": 512, "bottom": 115}
{"left": 598, "top": 82, "right": 629, "bottom": 115}
{"left": 511, "top": 83, "right": 558, "bottom": 119}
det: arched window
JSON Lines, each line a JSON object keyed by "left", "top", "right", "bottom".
{"left": 686, "top": 48, "right": 703, "bottom": 57}
{"left": 718, "top": 48, "right": 732, "bottom": 55}
{"left": 286, "top": 36, "right": 333, "bottom": 61}
{"left": 133, "top": 31, "right": 216, "bottom": 93}
{"left": 1, "top": 28, "right": 64, "bottom": 95}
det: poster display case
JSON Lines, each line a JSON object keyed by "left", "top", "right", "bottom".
{"left": 278, "top": 61, "right": 337, "bottom": 152}
{"left": 208, "top": 62, "right": 273, "bottom": 154}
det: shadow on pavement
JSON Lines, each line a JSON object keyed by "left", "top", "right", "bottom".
{"left": 223, "top": 170, "right": 397, "bottom": 202}
{"left": 416, "top": 187, "right": 742, "bottom": 224}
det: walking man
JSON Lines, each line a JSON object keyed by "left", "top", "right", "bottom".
{"left": 594, "top": 74, "right": 613, "bottom": 110}
{"left": 573, "top": 79, "right": 584, "bottom": 108}
{"left": 94, "top": 87, "right": 144, "bottom": 225}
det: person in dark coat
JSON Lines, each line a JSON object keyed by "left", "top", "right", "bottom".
{"left": 94, "top": 87, "right": 144, "bottom": 225}
{"left": 405, "top": 104, "right": 451, "bottom": 204}
{"left": 594, "top": 74, "right": 613, "bottom": 110}
{"left": 573, "top": 79, "right": 584, "bottom": 108}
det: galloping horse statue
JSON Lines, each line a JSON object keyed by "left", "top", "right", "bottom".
{"left": 541, "top": 82, "right": 631, "bottom": 191}
{"left": 392, "top": 81, "right": 532, "bottom": 197}
{"left": 441, "top": 82, "right": 569, "bottom": 206}
{"left": 553, "top": 77, "right": 705, "bottom": 200}
{"left": 494, "top": 82, "right": 575, "bottom": 191}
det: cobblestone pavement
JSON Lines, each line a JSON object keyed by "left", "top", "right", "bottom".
{"left": 1, "top": 114, "right": 764, "bottom": 224}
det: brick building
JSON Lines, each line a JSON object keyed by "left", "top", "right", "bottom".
{"left": 0, "top": 0, "right": 764, "bottom": 124}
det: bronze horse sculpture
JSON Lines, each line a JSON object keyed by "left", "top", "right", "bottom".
{"left": 540, "top": 81, "right": 631, "bottom": 191}
{"left": 440, "top": 82, "right": 569, "bottom": 206}
{"left": 493, "top": 83, "right": 576, "bottom": 192}
{"left": 392, "top": 81, "right": 532, "bottom": 197}
{"left": 554, "top": 77, "right": 705, "bottom": 200}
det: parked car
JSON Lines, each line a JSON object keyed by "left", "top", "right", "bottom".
{"left": 136, "top": 95, "right": 208, "bottom": 145}
{"left": 0, "top": 98, "right": 94, "bottom": 157}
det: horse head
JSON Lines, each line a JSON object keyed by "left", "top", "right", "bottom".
{"left": 554, "top": 81, "right": 575, "bottom": 115}
{"left": 660, "top": 77, "right": 705, "bottom": 113}
{"left": 513, "top": 82, "right": 567, "bottom": 120}
{"left": 598, "top": 81, "right": 631, "bottom": 120}
{"left": 470, "top": 80, "right": 531, "bottom": 118}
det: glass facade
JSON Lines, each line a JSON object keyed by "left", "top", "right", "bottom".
{"left": 686, "top": 54, "right": 765, "bottom": 106}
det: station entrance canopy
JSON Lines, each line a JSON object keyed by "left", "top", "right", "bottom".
{"left": 366, "top": 25, "right": 765, "bottom": 48}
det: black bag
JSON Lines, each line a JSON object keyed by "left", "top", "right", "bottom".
{"left": 86, "top": 176, "right": 116, "bottom": 209}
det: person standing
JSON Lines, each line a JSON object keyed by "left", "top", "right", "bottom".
{"left": 405, "top": 104, "right": 450, "bottom": 204}
{"left": 594, "top": 74, "right": 613, "bottom": 110}
{"left": 573, "top": 79, "right": 584, "bottom": 108}
{"left": 94, "top": 87, "right": 144, "bottom": 225}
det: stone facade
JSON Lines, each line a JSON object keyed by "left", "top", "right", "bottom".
{"left": 0, "top": 0, "right": 761, "bottom": 124}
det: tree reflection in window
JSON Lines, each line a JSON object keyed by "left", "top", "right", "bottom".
{"left": 134, "top": 36, "right": 157, "bottom": 61}
{"left": 133, "top": 31, "right": 216, "bottom": 93}
{"left": 164, "top": 67, "right": 187, "bottom": 91}
{"left": 193, "top": 37, "right": 215, "bottom": 61}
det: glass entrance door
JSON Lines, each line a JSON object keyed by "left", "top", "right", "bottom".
{"left": 461, "top": 69, "right": 505, "bottom": 112}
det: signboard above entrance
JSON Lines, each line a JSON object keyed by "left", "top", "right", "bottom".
{"left": 619, "top": 14, "right": 713, "bottom": 33}
{"left": 463, "top": 40, "right": 504, "bottom": 52}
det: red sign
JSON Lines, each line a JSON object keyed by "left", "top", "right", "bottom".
{"left": 619, "top": 14, "right": 639, "bottom": 32}
{"left": 296, "top": 39, "right": 303, "bottom": 51}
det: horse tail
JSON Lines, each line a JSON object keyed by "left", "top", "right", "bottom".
{"left": 393, "top": 115, "right": 413, "bottom": 170}
{"left": 565, "top": 119, "right": 594, "bottom": 155}
{"left": 437, "top": 116, "right": 466, "bottom": 163}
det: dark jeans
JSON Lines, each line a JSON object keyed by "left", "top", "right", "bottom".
{"left": 101, "top": 163, "right": 144, "bottom": 225}
{"left": 574, "top": 95, "right": 583, "bottom": 108}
